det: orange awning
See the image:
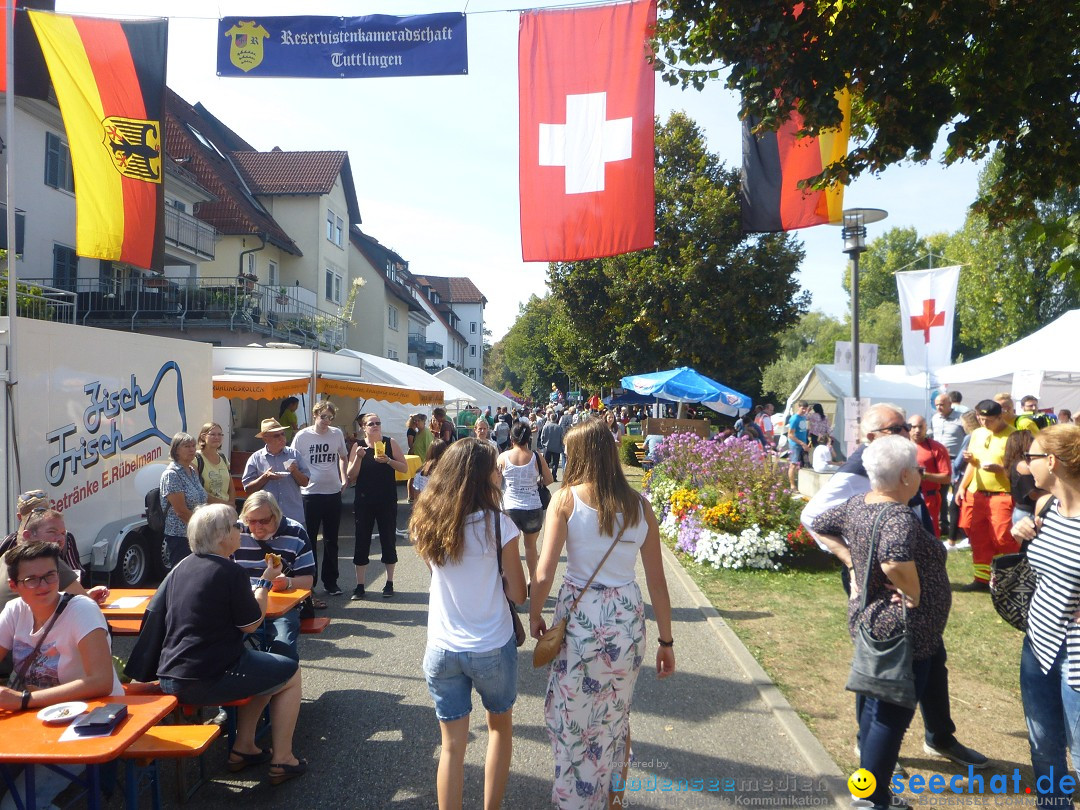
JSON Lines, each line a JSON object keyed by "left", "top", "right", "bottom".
{"left": 316, "top": 377, "right": 443, "bottom": 406}
{"left": 212, "top": 375, "right": 310, "bottom": 400}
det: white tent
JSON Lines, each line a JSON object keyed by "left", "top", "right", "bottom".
{"left": 433, "top": 367, "right": 517, "bottom": 413}
{"left": 785, "top": 364, "right": 932, "bottom": 444}
{"left": 937, "top": 310, "right": 1080, "bottom": 413}
{"left": 335, "top": 350, "right": 475, "bottom": 446}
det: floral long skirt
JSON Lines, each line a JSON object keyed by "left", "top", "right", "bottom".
{"left": 543, "top": 579, "right": 646, "bottom": 809}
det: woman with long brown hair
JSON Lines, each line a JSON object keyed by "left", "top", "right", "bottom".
{"left": 410, "top": 439, "right": 526, "bottom": 810}
{"left": 529, "top": 419, "right": 675, "bottom": 809}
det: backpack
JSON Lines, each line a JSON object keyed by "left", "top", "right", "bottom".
{"left": 144, "top": 488, "right": 166, "bottom": 534}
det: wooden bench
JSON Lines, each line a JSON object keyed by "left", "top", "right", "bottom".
{"left": 122, "top": 724, "right": 221, "bottom": 808}
{"left": 300, "top": 616, "right": 331, "bottom": 634}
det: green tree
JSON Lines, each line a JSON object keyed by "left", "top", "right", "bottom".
{"left": 761, "top": 310, "right": 846, "bottom": 399}
{"left": 655, "top": 1, "right": 1078, "bottom": 225}
{"left": 842, "top": 228, "right": 952, "bottom": 312}
{"left": 548, "top": 112, "right": 809, "bottom": 401}
{"left": 488, "top": 295, "right": 581, "bottom": 402}
{"left": 947, "top": 153, "right": 1080, "bottom": 355}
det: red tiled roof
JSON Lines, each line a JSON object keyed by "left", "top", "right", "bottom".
{"left": 421, "top": 275, "right": 487, "bottom": 304}
{"left": 165, "top": 89, "right": 300, "bottom": 255}
{"left": 231, "top": 151, "right": 347, "bottom": 195}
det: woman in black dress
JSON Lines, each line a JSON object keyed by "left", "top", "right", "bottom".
{"left": 346, "top": 412, "right": 407, "bottom": 600}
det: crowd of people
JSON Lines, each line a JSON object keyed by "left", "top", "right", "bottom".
{"left": 798, "top": 392, "right": 1079, "bottom": 810}
{"left": 0, "top": 395, "right": 675, "bottom": 808}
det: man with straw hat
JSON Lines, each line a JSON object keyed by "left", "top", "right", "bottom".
{"left": 243, "top": 418, "right": 310, "bottom": 526}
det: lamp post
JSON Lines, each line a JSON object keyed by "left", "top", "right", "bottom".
{"left": 841, "top": 208, "right": 888, "bottom": 436}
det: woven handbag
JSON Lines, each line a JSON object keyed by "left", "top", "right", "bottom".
{"left": 990, "top": 549, "right": 1035, "bottom": 632}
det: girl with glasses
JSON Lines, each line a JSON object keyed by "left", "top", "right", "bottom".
{"left": 0, "top": 541, "right": 122, "bottom": 807}
{"left": 347, "top": 413, "right": 408, "bottom": 600}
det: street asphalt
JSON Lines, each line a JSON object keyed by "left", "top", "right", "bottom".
{"left": 111, "top": 481, "right": 851, "bottom": 809}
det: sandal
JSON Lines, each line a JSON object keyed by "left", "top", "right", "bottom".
{"left": 311, "top": 597, "right": 328, "bottom": 610}
{"left": 227, "top": 748, "right": 272, "bottom": 772}
{"left": 269, "top": 758, "right": 308, "bottom": 785}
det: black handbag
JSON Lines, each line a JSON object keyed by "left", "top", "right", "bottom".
{"left": 533, "top": 451, "right": 552, "bottom": 509}
{"left": 845, "top": 505, "right": 917, "bottom": 709}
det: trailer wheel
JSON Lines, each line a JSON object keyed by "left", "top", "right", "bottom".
{"left": 113, "top": 533, "right": 151, "bottom": 587}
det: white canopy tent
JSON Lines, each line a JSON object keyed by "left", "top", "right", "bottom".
{"left": 433, "top": 367, "right": 517, "bottom": 413}
{"left": 937, "top": 310, "right": 1080, "bottom": 414}
{"left": 335, "top": 350, "right": 475, "bottom": 446}
{"left": 784, "top": 364, "right": 932, "bottom": 443}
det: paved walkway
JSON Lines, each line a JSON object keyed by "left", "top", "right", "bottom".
{"left": 116, "top": 481, "right": 850, "bottom": 808}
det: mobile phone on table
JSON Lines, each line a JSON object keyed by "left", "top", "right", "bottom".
{"left": 73, "top": 703, "right": 128, "bottom": 735}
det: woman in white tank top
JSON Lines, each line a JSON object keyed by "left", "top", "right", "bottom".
{"left": 498, "top": 421, "right": 553, "bottom": 584}
{"left": 529, "top": 419, "right": 675, "bottom": 809}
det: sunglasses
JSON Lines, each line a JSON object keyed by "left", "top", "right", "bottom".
{"left": 245, "top": 515, "right": 275, "bottom": 526}
{"left": 876, "top": 423, "right": 911, "bottom": 435}
{"left": 917, "top": 466, "right": 925, "bottom": 477}
{"left": 19, "top": 489, "right": 47, "bottom": 500}
{"left": 1024, "top": 452, "right": 1050, "bottom": 464}
{"left": 365, "top": 421, "right": 382, "bottom": 427}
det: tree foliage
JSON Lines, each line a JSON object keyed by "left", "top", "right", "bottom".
{"left": 547, "top": 112, "right": 809, "bottom": 401}
{"left": 842, "top": 227, "right": 951, "bottom": 312}
{"left": 654, "top": 0, "right": 1080, "bottom": 225}
{"left": 485, "top": 295, "right": 578, "bottom": 402}
{"left": 760, "top": 310, "right": 847, "bottom": 399}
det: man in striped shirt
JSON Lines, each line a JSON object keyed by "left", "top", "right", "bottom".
{"left": 235, "top": 491, "right": 315, "bottom": 661}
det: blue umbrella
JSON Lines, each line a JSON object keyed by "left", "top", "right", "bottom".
{"left": 620, "top": 367, "right": 752, "bottom": 416}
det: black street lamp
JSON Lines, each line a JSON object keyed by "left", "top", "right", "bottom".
{"left": 841, "top": 207, "right": 888, "bottom": 436}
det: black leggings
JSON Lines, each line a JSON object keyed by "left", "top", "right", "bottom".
{"left": 303, "top": 492, "right": 342, "bottom": 588}
{"left": 353, "top": 499, "right": 399, "bottom": 566}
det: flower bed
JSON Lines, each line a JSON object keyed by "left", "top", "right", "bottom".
{"left": 644, "top": 432, "right": 812, "bottom": 570}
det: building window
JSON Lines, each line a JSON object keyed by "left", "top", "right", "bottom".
{"left": 327, "top": 209, "right": 343, "bottom": 246}
{"left": 471, "top": 322, "right": 477, "bottom": 334}
{"left": 44, "top": 133, "right": 74, "bottom": 192}
{"left": 245, "top": 253, "right": 255, "bottom": 275}
{"left": 325, "top": 267, "right": 342, "bottom": 304}
{"left": 387, "top": 348, "right": 399, "bottom": 361}
{"left": 53, "top": 244, "right": 78, "bottom": 291}
{"left": 268, "top": 260, "right": 278, "bottom": 287}
{"left": 470, "top": 345, "right": 477, "bottom": 357}
{"left": 388, "top": 306, "right": 398, "bottom": 330}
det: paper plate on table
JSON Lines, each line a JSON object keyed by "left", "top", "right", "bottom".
{"left": 37, "top": 701, "right": 87, "bottom": 724}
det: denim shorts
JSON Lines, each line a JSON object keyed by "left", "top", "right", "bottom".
{"left": 506, "top": 507, "right": 544, "bottom": 535}
{"left": 159, "top": 648, "right": 297, "bottom": 705}
{"left": 789, "top": 442, "right": 806, "bottom": 465}
{"left": 422, "top": 634, "right": 518, "bottom": 722}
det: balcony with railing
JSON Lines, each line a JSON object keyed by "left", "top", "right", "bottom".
{"left": 0, "top": 278, "right": 76, "bottom": 323}
{"left": 164, "top": 206, "right": 217, "bottom": 260}
{"left": 21, "top": 275, "right": 347, "bottom": 350}
{"left": 408, "top": 331, "right": 444, "bottom": 358}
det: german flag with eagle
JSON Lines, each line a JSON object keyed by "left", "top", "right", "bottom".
{"left": 29, "top": 11, "right": 167, "bottom": 271}
{"left": 740, "top": 89, "right": 850, "bottom": 233}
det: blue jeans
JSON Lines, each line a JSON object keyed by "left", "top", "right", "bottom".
{"left": 858, "top": 643, "right": 940, "bottom": 808}
{"left": 1020, "top": 636, "right": 1079, "bottom": 807}
{"left": 252, "top": 605, "right": 302, "bottom": 662}
{"left": 422, "top": 635, "right": 518, "bottom": 722}
{"left": 160, "top": 647, "right": 297, "bottom": 705}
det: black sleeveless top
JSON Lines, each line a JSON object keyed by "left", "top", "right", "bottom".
{"left": 354, "top": 438, "right": 397, "bottom": 502}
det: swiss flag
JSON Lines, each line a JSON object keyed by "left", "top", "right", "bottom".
{"left": 518, "top": 1, "right": 656, "bottom": 262}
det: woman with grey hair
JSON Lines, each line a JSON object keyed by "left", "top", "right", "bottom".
{"left": 156, "top": 504, "right": 308, "bottom": 785}
{"left": 159, "top": 432, "right": 208, "bottom": 569}
{"left": 810, "top": 435, "right": 952, "bottom": 810}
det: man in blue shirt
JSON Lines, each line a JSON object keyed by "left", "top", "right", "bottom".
{"left": 786, "top": 401, "right": 811, "bottom": 489}
{"left": 234, "top": 491, "right": 315, "bottom": 661}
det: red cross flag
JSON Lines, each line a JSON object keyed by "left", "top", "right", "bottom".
{"left": 896, "top": 266, "right": 962, "bottom": 376}
{"left": 518, "top": 0, "right": 656, "bottom": 262}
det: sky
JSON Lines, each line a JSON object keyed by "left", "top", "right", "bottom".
{"left": 57, "top": 0, "right": 986, "bottom": 341}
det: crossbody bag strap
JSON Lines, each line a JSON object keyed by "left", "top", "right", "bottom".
{"left": 251, "top": 536, "right": 293, "bottom": 576}
{"left": 10, "top": 592, "right": 74, "bottom": 691}
{"left": 494, "top": 511, "right": 503, "bottom": 577}
{"left": 567, "top": 529, "right": 625, "bottom": 615}
{"left": 859, "top": 503, "right": 910, "bottom": 628}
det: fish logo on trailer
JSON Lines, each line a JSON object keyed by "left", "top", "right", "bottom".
{"left": 225, "top": 21, "right": 269, "bottom": 72}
